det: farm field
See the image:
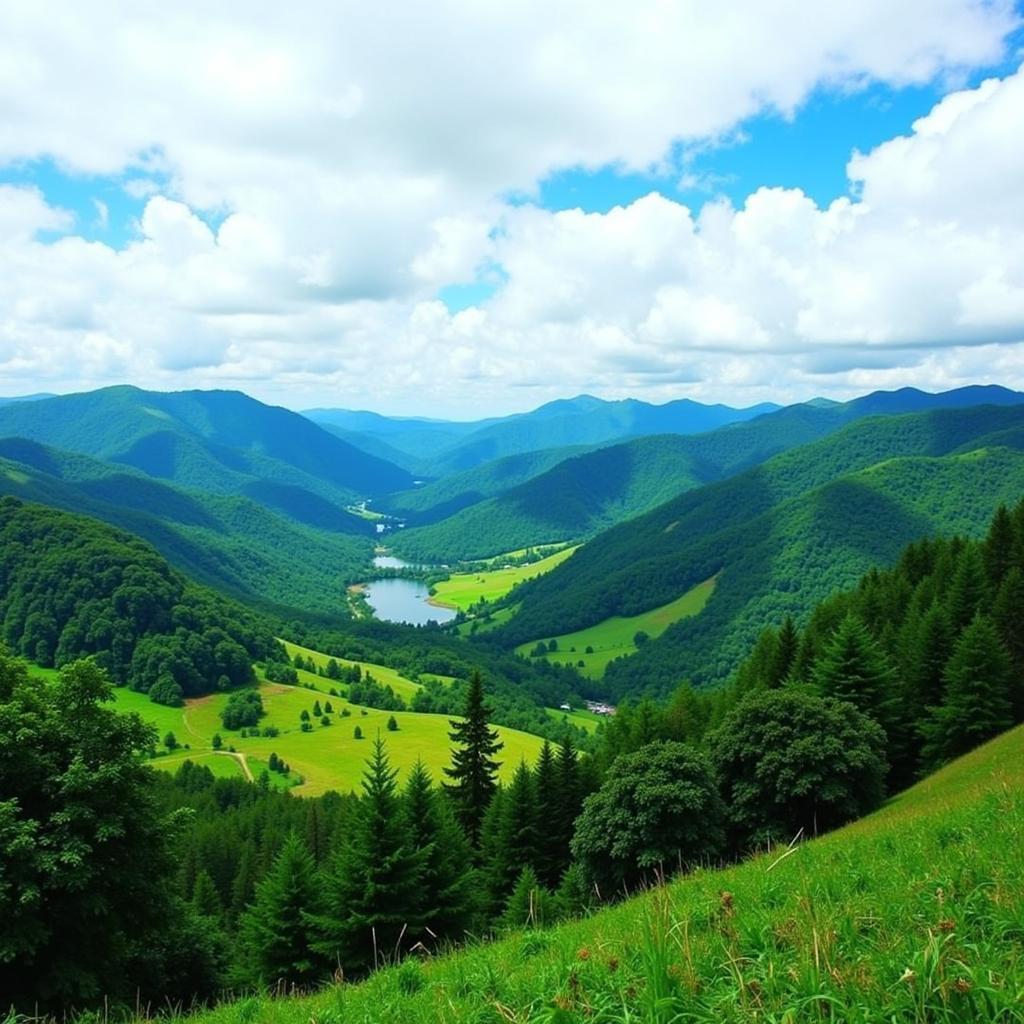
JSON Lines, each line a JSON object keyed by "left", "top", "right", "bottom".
{"left": 544, "top": 705, "right": 604, "bottom": 733}
{"left": 173, "top": 723, "right": 1024, "bottom": 1024}
{"left": 429, "top": 545, "right": 578, "bottom": 612}
{"left": 121, "top": 679, "right": 545, "bottom": 796}
{"left": 517, "top": 575, "right": 717, "bottom": 678}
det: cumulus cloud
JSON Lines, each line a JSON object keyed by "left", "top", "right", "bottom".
{"left": 0, "top": 1, "right": 1022, "bottom": 412}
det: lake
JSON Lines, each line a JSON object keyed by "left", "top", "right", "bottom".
{"left": 372, "top": 554, "right": 410, "bottom": 569}
{"left": 363, "top": 577, "right": 457, "bottom": 626}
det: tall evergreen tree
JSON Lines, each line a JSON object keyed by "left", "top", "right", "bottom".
{"left": 922, "top": 614, "right": 1014, "bottom": 768}
{"left": 486, "top": 761, "right": 539, "bottom": 915}
{"left": 947, "top": 544, "right": 990, "bottom": 633}
{"left": 770, "top": 615, "right": 800, "bottom": 687}
{"left": 983, "top": 503, "right": 1015, "bottom": 586}
{"left": 401, "top": 759, "right": 475, "bottom": 945}
{"left": 992, "top": 567, "right": 1024, "bottom": 695}
{"left": 901, "top": 602, "right": 954, "bottom": 727}
{"left": 444, "top": 671, "right": 503, "bottom": 846}
{"left": 813, "top": 613, "right": 898, "bottom": 730}
{"left": 239, "top": 832, "right": 324, "bottom": 988}
{"left": 533, "top": 741, "right": 563, "bottom": 888}
{"left": 311, "top": 738, "right": 425, "bottom": 974}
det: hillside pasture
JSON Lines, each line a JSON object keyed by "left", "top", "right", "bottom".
{"left": 518, "top": 575, "right": 717, "bottom": 678}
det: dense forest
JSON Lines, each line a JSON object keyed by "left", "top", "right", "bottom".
{"left": 5, "top": 498, "right": 1021, "bottom": 1014}
{"left": 494, "top": 404, "right": 1024, "bottom": 692}
{"left": 0, "top": 497, "right": 277, "bottom": 704}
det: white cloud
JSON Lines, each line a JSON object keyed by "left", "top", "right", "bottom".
{"left": 0, "top": 2, "right": 1022, "bottom": 413}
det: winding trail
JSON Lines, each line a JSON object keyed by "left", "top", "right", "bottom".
{"left": 215, "top": 749, "right": 254, "bottom": 782}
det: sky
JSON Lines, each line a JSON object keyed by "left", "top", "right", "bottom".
{"left": 1, "top": 2, "right": 1024, "bottom": 417}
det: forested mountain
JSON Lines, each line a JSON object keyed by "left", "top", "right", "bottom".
{"left": 391, "top": 386, "right": 1024, "bottom": 562}
{"left": 496, "top": 404, "right": 1024, "bottom": 693}
{"left": 0, "top": 438, "right": 374, "bottom": 614}
{"left": 307, "top": 393, "right": 779, "bottom": 477}
{"left": 377, "top": 443, "right": 598, "bottom": 523}
{"left": 0, "top": 496, "right": 277, "bottom": 704}
{"left": 0, "top": 385, "right": 413, "bottom": 501}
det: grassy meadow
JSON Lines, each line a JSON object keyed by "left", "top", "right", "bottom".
{"left": 517, "top": 576, "right": 717, "bottom": 679}
{"left": 430, "top": 545, "right": 579, "bottom": 612}
{"left": 159, "top": 722, "right": 1024, "bottom": 1024}
{"left": 123, "top": 678, "right": 543, "bottom": 796}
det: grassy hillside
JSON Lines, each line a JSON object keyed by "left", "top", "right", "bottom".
{"left": 497, "top": 405, "right": 1024, "bottom": 692}
{"left": 174, "top": 723, "right": 1024, "bottom": 1023}
{"left": 0, "top": 439, "right": 374, "bottom": 614}
{"left": 378, "top": 445, "right": 596, "bottom": 523}
{"left": 130, "top": 677, "right": 547, "bottom": 796}
{"left": 518, "top": 576, "right": 716, "bottom": 679}
{"left": 392, "top": 387, "right": 1024, "bottom": 564}
{"left": 0, "top": 385, "right": 412, "bottom": 502}
{"left": 430, "top": 545, "right": 579, "bottom": 612}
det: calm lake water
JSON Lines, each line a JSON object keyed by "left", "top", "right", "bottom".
{"left": 363, "top": 577, "right": 457, "bottom": 626}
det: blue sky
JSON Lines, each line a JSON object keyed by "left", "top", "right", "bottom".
{"left": 1, "top": 2, "right": 1023, "bottom": 415}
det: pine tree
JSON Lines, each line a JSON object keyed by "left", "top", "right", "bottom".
{"left": 813, "top": 613, "right": 907, "bottom": 785}
{"left": 902, "top": 603, "right": 953, "bottom": 727}
{"left": 922, "top": 614, "right": 1014, "bottom": 767}
{"left": 444, "top": 671, "right": 503, "bottom": 846}
{"left": 984, "top": 504, "right": 1015, "bottom": 586}
{"left": 230, "top": 844, "right": 257, "bottom": 922}
{"left": 500, "top": 865, "right": 551, "bottom": 930}
{"left": 401, "top": 759, "right": 475, "bottom": 944}
{"left": 310, "top": 739, "right": 425, "bottom": 974}
{"left": 191, "top": 869, "right": 222, "bottom": 920}
{"left": 947, "top": 545, "right": 990, "bottom": 633}
{"left": 770, "top": 616, "right": 800, "bottom": 687}
{"left": 486, "top": 761, "right": 539, "bottom": 916}
{"left": 533, "top": 741, "right": 563, "bottom": 888}
{"left": 239, "top": 832, "right": 324, "bottom": 988}
{"left": 813, "top": 614, "right": 898, "bottom": 729}
{"left": 992, "top": 567, "right": 1024, "bottom": 705}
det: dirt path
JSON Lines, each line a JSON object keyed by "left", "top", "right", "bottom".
{"left": 181, "top": 696, "right": 213, "bottom": 742}
{"left": 215, "top": 749, "right": 254, "bottom": 782}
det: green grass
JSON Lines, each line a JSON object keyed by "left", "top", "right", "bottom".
{"left": 430, "top": 545, "right": 579, "bottom": 612}
{"left": 115, "top": 678, "right": 545, "bottom": 797}
{"left": 545, "top": 706, "right": 604, "bottom": 734}
{"left": 279, "top": 639, "right": 431, "bottom": 702}
{"left": 160, "top": 723, "right": 1024, "bottom": 1024}
{"left": 518, "top": 576, "right": 717, "bottom": 679}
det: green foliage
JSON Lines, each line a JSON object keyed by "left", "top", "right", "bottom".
{"left": 571, "top": 741, "right": 725, "bottom": 895}
{"left": 0, "top": 652, "right": 209, "bottom": 1011}
{"left": 239, "top": 833, "right": 325, "bottom": 988}
{"left": 309, "top": 739, "right": 426, "bottom": 974}
{"left": 712, "top": 687, "right": 889, "bottom": 847}
{"left": 221, "top": 689, "right": 265, "bottom": 730}
{"left": 0, "top": 497, "right": 273, "bottom": 704}
{"left": 922, "top": 614, "right": 1014, "bottom": 767}
{"left": 495, "top": 403, "right": 1024, "bottom": 693}
{"left": 444, "top": 671, "right": 503, "bottom": 846}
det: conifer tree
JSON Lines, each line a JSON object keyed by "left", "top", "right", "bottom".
{"left": 533, "top": 741, "right": 563, "bottom": 888}
{"left": 239, "top": 832, "right": 324, "bottom": 988}
{"left": 984, "top": 503, "right": 1015, "bottom": 585}
{"left": 813, "top": 614, "right": 898, "bottom": 731}
{"left": 486, "top": 761, "right": 539, "bottom": 914}
{"left": 902, "top": 602, "right": 953, "bottom": 726}
{"left": 947, "top": 544, "right": 990, "bottom": 632}
{"left": 922, "top": 614, "right": 1014, "bottom": 767}
{"left": 444, "top": 671, "right": 503, "bottom": 845}
{"left": 310, "top": 738, "right": 425, "bottom": 974}
{"left": 230, "top": 844, "right": 257, "bottom": 922}
{"left": 992, "top": 567, "right": 1024, "bottom": 702}
{"left": 770, "top": 615, "right": 799, "bottom": 686}
{"left": 500, "top": 865, "right": 551, "bottom": 930}
{"left": 191, "top": 869, "right": 222, "bottom": 920}
{"left": 401, "top": 759, "right": 475, "bottom": 943}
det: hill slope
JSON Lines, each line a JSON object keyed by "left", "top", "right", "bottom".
{"left": 393, "top": 386, "right": 1024, "bottom": 562}
{"left": 178, "top": 722, "right": 1024, "bottom": 1024}
{"left": 0, "top": 438, "right": 374, "bottom": 614}
{"left": 0, "top": 385, "right": 413, "bottom": 502}
{"left": 498, "top": 404, "right": 1024, "bottom": 690}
